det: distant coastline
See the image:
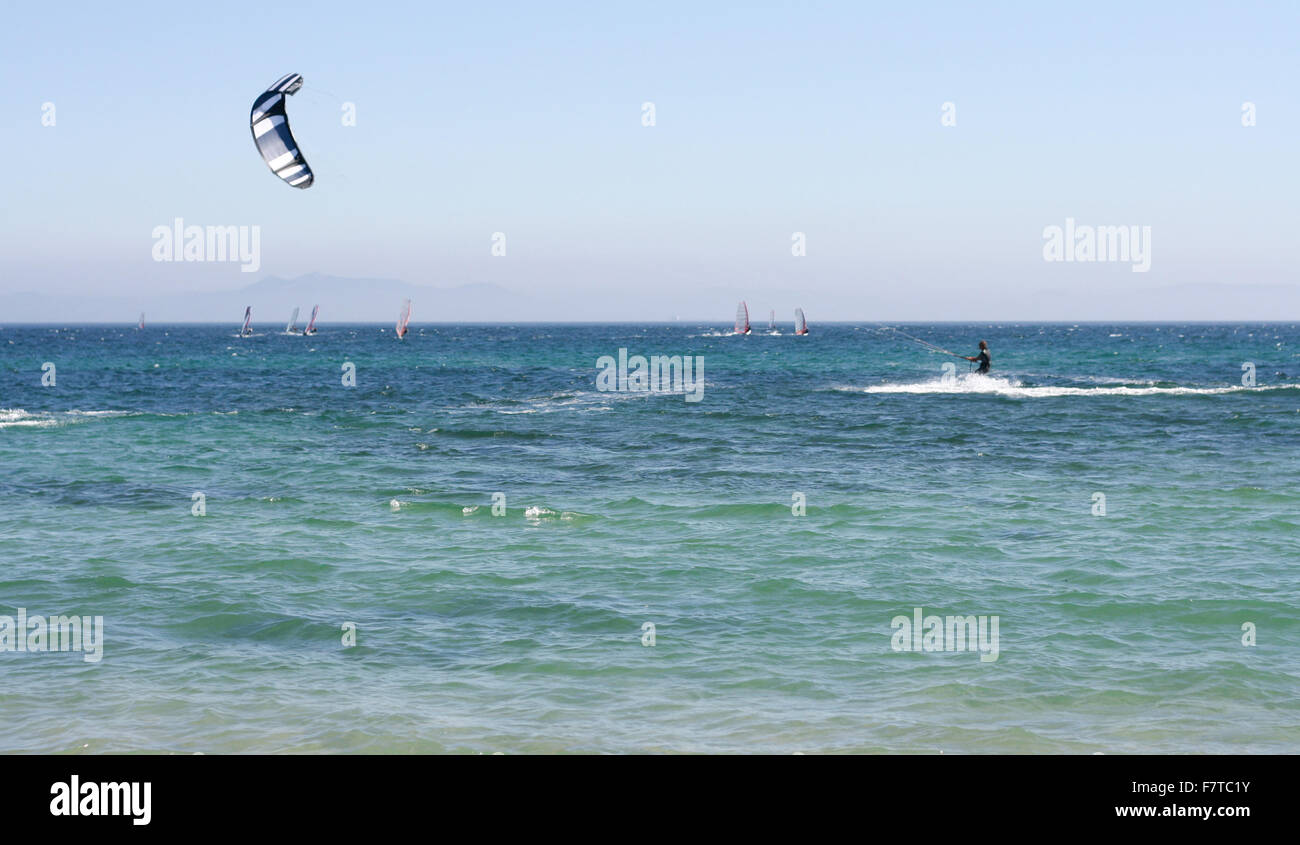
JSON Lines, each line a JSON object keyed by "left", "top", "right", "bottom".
{"left": 3, "top": 273, "right": 1300, "bottom": 323}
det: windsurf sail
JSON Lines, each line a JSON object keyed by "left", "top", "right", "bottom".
{"left": 735, "top": 301, "right": 750, "bottom": 334}
{"left": 769, "top": 310, "right": 775, "bottom": 330}
{"left": 794, "top": 308, "right": 808, "bottom": 335}
{"left": 396, "top": 299, "right": 412, "bottom": 338}
{"left": 286, "top": 307, "right": 300, "bottom": 334}
{"left": 138, "top": 312, "right": 145, "bottom": 330}
{"left": 240, "top": 306, "right": 252, "bottom": 336}
{"left": 305, "top": 305, "right": 319, "bottom": 334}
{"left": 250, "top": 73, "right": 314, "bottom": 189}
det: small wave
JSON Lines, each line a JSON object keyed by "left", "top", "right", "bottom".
{"left": 524, "top": 506, "right": 584, "bottom": 522}
{"left": 383, "top": 500, "right": 492, "bottom": 517}
{"left": 0, "top": 408, "right": 134, "bottom": 429}
{"left": 0, "top": 408, "right": 50, "bottom": 428}
{"left": 432, "top": 427, "right": 554, "bottom": 440}
{"left": 492, "top": 389, "right": 688, "bottom": 414}
{"left": 840, "top": 375, "right": 1295, "bottom": 398}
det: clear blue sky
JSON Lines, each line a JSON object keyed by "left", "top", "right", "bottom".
{"left": 1, "top": 1, "right": 1297, "bottom": 318}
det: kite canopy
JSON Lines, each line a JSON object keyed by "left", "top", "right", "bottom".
{"left": 250, "top": 73, "right": 314, "bottom": 188}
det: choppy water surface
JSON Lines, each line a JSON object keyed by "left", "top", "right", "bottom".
{"left": 1, "top": 322, "right": 1297, "bottom": 753}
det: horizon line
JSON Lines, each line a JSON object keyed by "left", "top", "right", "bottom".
{"left": 4, "top": 320, "right": 1300, "bottom": 327}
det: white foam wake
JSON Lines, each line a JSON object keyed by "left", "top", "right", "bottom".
{"left": 843, "top": 375, "right": 1292, "bottom": 398}
{"left": 0, "top": 408, "right": 136, "bottom": 429}
{"left": 0, "top": 408, "right": 56, "bottom": 428}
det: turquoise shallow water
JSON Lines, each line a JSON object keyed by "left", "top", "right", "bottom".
{"left": 1, "top": 322, "right": 1298, "bottom": 753}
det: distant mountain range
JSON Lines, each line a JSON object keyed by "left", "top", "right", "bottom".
{"left": 0, "top": 273, "right": 544, "bottom": 324}
{"left": 1, "top": 273, "right": 1298, "bottom": 322}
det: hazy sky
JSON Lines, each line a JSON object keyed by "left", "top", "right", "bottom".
{"left": 2, "top": 1, "right": 1298, "bottom": 318}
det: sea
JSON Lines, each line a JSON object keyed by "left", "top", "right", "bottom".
{"left": 1, "top": 322, "right": 1297, "bottom": 753}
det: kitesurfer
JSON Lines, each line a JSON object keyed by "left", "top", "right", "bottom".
{"left": 965, "top": 341, "right": 991, "bottom": 374}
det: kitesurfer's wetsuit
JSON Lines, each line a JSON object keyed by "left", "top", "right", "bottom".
{"left": 971, "top": 349, "right": 990, "bottom": 374}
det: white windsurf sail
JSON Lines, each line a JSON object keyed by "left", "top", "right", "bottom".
{"left": 768, "top": 310, "right": 775, "bottom": 330}
{"left": 735, "top": 301, "right": 750, "bottom": 335}
{"left": 305, "top": 305, "right": 319, "bottom": 334}
{"left": 241, "top": 306, "right": 252, "bottom": 336}
{"left": 286, "top": 306, "right": 300, "bottom": 334}
{"left": 138, "top": 312, "right": 145, "bottom": 330}
{"left": 794, "top": 307, "right": 808, "bottom": 335}
{"left": 397, "top": 298, "right": 412, "bottom": 338}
